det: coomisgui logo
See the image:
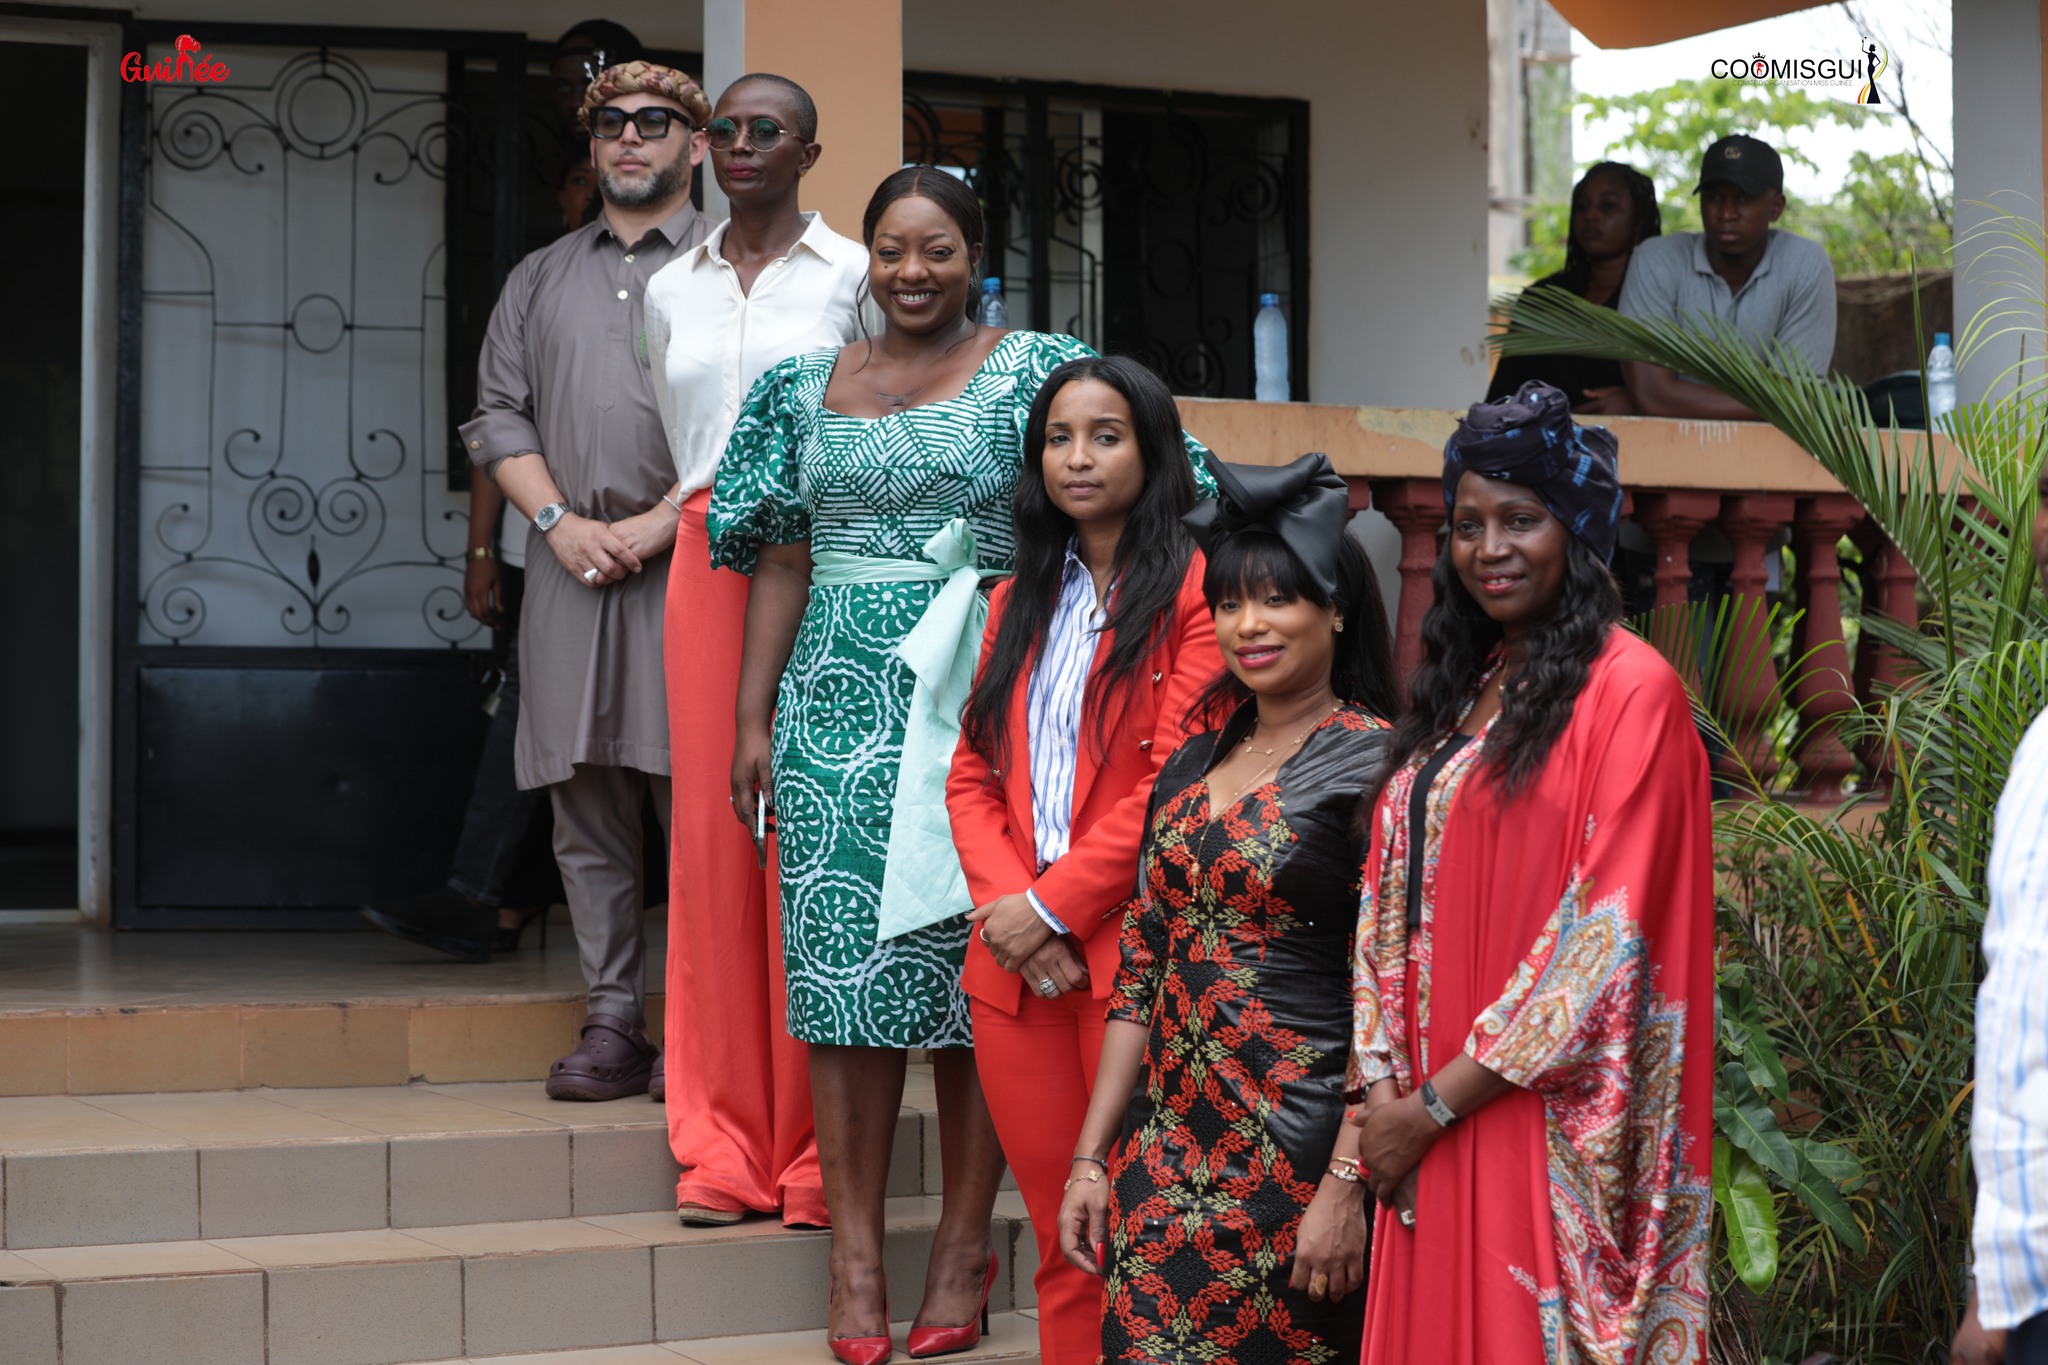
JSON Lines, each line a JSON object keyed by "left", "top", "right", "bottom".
{"left": 121, "top": 33, "right": 230, "bottom": 84}
{"left": 1710, "top": 37, "right": 1889, "bottom": 105}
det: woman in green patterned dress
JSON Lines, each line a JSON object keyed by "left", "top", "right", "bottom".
{"left": 711, "top": 167, "right": 1096, "bottom": 1363}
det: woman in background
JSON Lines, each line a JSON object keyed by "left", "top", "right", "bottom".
{"left": 1487, "top": 161, "right": 1660, "bottom": 415}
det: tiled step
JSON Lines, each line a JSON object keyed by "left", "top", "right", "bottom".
{"left": 0, "top": 993, "right": 667, "bottom": 1097}
{"left": 389, "top": 1313, "right": 1041, "bottom": 1362}
{"left": 0, "top": 1079, "right": 953, "bottom": 1248}
{"left": 0, "top": 1196, "right": 1040, "bottom": 1365}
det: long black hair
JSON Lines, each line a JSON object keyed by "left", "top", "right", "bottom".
{"left": 859, "top": 165, "right": 986, "bottom": 318}
{"left": 1559, "top": 161, "right": 1661, "bottom": 296}
{"left": 1190, "top": 529, "right": 1401, "bottom": 726}
{"left": 1387, "top": 531, "right": 1622, "bottom": 801}
{"left": 960, "top": 357, "right": 1202, "bottom": 772}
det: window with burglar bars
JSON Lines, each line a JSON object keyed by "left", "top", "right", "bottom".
{"left": 902, "top": 74, "right": 1309, "bottom": 401}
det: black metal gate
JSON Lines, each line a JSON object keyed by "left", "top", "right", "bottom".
{"left": 114, "top": 21, "right": 529, "bottom": 925}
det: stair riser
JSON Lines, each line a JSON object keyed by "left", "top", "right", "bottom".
{"left": 4, "top": 1111, "right": 936, "bottom": 1248}
{"left": 2, "top": 1218, "right": 1039, "bottom": 1365}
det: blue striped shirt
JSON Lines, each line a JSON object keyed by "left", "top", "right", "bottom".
{"left": 1974, "top": 705, "right": 2048, "bottom": 1328}
{"left": 1022, "top": 543, "right": 1108, "bottom": 932}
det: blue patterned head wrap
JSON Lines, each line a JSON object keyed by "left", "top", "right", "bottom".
{"left": 1442, "top": 381, "right": 1622, "bottom": 560}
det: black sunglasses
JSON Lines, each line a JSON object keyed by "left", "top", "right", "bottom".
{"left": 589, "top": 106, "right": 687, "bottom": 141}
{"left": 704, "top": 117, "right": 798, "bottom": 152}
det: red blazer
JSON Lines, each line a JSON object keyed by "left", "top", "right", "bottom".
{"left": 946, "top": 554, "right": 1222, "bottom": 1015}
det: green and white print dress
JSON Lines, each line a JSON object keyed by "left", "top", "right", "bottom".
{"left": 708, "top": 329, "right": 1094, "bottom": 1048}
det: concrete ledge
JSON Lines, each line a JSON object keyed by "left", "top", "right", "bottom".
{"left": 1176, "top": 396, "right": 1959, "bottom": 493}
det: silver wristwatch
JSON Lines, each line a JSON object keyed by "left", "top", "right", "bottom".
{"left": 534, "top": 501, "right": 570, "bottom": 534}
{"left": 1419, "top": 1080, "right": 1458, "bottom": 1128}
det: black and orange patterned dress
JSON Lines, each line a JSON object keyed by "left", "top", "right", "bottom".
{"left": 1101, "top": 700, "right": 1390, "bottom": 1365}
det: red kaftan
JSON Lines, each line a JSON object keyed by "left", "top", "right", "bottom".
{"left": 1348, "top": 630, "right": 1713, "bottom": 1365}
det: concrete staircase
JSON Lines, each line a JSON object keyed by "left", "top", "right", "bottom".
{"left": 0, "top": 1069, "right": 1040, "bottom": 1364}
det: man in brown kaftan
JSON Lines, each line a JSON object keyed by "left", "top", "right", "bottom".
{"left": 461, "top": 62, "right": 712, "bottom": 1100}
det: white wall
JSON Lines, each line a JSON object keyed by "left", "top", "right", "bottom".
{"left": 902, "top": 0, "right": 1492, "bottom": 409}
{"left": 1951, "top": 0, "right": 2046, "bottom": 406}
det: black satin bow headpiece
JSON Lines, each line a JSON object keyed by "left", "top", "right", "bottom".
{"left": 1442, "top": 380, "right": 1623, "bottom": 560}
{"left": 1181, "top": 451, "right": 1351, "bottom": 599}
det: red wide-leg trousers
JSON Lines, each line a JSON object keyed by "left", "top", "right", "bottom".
{"left": 662, "top": 490, "right": 823, "bottom": 1225}
{"left": 971, "top": 989, "right": 1110, "bottom": 1365}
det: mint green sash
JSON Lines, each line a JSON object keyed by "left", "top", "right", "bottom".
{"left": 810, "top": 519, "right": 1006, "bottom": 942}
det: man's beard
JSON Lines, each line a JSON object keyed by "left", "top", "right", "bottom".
{"left": 599, "top": 155, "right": 687, "bottom": 209}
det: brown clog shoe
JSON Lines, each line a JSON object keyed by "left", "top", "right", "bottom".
{"left": 544, "top": 1013, "right": 656, "bottom": 1101}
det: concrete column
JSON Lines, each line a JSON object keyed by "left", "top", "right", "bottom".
{"left": 1951, "top": 0, "right": 2047, "bottom": 406}
{"left": 701, "top": 0, "right": 902, "bottom": 234}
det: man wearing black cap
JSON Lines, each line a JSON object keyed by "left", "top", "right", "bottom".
{"left": 1617, "top": 133, "right": 1836, "bottom": 419}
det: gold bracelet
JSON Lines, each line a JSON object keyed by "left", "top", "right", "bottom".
{"left": 466, "top": 545, "right": 495, "bottom": 561}
{"left": 1063, "top": 1166, "right": 1103, "bottom": 1192}
{"left": 1325, "top": 1161, "right": 1361, "bottom": 1184}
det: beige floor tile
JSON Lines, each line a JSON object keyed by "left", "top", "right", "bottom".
{"left": 391, "top": 1129, "right": 571, "bottom": 1227}
{"left": 582, "top": 1210, "right": 805, "bottom": 1247}
{"left": 0, "top": 1094, "right": 183, "bottom": 1153}
{"left": 84, "top": 1089, "right": 375, "bottom": 1142}
{"left": 463, "top": 1243, "right": 653, "bottom": 1356}
{"left": 67, "top": 1007, "right": 242, "bottom": 1094}
{"left": 427, "top": 1080, "right": 661, "bottom": 1128}
{"left": 265, "top": 1084, "right": 558, "bottom": 1135}
{"left": 464, "top": 1345, "right": 691, "bottom": 1365}
{"left": 200, "top": 1138, "right": 389, "bottom": 1238}
{"left": 901, "top": 1064, "right": 938, "bottom": 1113}
{"left": 0, "top": 1282, "right": 57, "bottom": 1364}
{"left": 666, "top": 1311, "right": 1039, "bottom": 1364}
{"left": 241, "top": 1003, "right": 412, "bottom": 1088}
{"left": 209, "top": 1227, "right": 451, "bottom": 1268}
{"left": 16, "top": 1236, "right": 256, "bottom": 1280}
{"left": 0, "top": 1251, "right": 55, "bottom": 1284}
{"left": 61, "top": 1271, "right": 264, "bottom": 1365}
{"left": 408, "top": 1000, "right": 585, "bottom": 1084}
{"left": 405, "top": 1216, "right": 643, "bottom": 1256}
{"left": 573, "top": 1125, "right": 682, "bottom": 1216}
{"left": 4, "top": 1147, "right": 199, "bottom": 1248}
{"left": 887, "top": 1106, "right": 924, "bottom": 1196}
{"left": 0, "top": 1015, "right": 67, "bottom": 1097}
{"left": 268, "top": 1257, "right": 464, "bottom": 1365}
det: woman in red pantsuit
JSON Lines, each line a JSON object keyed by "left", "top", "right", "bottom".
{"left": 947, "top": 356, "right": 1220, "bottom": 1365}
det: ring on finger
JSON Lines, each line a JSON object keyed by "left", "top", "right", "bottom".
{"left": 582, "top": 566, "right": 600, "bottom": 584}
{"left": 1308, "top": 1272, "right": 1329, "bottom": 1300}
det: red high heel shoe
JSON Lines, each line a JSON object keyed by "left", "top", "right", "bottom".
{"left": 828, "top": 1289, "right": 892, "bottom": 1365}
{"left": 905, "top": 1248, "right": 997, "bottom": 1359}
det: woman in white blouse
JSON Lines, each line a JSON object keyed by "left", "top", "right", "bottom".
{"left": 644, "top": 72, "right": 873, "bottom": 1230}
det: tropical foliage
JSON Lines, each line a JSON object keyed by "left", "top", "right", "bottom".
{"left": 1492, "top": 216, "right": 2048, "bottom": 1363}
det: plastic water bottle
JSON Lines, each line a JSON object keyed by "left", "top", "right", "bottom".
{"left": 979, "top": 277, "right": 1008, "bottom": 328}
{"left": 1925, "top": 331, "right": 1957, "bottom": 430}
{"left": 1254, "top": 293, "right": 1289, "bottom": 402}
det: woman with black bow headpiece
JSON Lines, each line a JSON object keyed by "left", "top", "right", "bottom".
{"left": 1346, "top": 381, "right": 1712, "bottom": 1364}
{"left": 1055, "top": 452, "right": 1399, "bottom": 1364}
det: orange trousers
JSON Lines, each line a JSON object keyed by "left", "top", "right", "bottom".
{"left": 663, "top": 491, "right": 823, "bottom": 1225}
{"left": 971, "top": 989, "right": 1109, "bottom": 1365}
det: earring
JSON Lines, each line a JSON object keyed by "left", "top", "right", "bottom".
{"left": 1334, "top": 620, "right": 1345, "bottom": 633}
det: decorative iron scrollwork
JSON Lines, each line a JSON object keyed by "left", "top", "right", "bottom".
{"left": 137, "top": 46, "right": 481, "bottom": 649}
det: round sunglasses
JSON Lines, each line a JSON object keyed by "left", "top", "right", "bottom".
{"left": 705, "top": 117, "right": 800, "bottom": 152}
{"left": 589, "top": 106, "right": 688, "bottom": 141}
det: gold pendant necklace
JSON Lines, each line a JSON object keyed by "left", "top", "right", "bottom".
{"left": 1217, "top": 702, "right": 1342, "bottom": 813}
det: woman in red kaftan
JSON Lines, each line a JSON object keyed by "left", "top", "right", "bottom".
{"left": 1346, "top": 381, "right": 1713, "bottom": 1365}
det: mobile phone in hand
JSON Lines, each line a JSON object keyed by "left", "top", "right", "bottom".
{"left": 753, "top": 797, "right": 768, "bottom": 868}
